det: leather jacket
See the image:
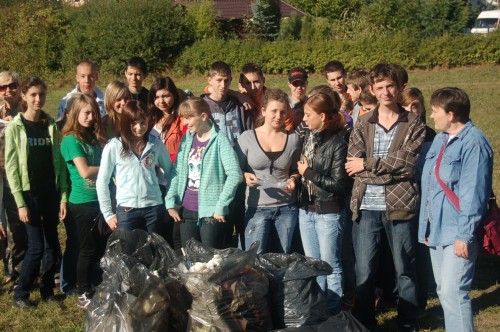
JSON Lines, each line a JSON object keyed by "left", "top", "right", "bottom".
{"left": 299, "top": 129, "right": 349, "bottom": 214}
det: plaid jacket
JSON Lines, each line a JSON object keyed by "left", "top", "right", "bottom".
{"left": 348, "top": 106, "right": 426, "bottom": 221}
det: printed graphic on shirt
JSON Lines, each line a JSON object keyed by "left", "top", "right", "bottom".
{"left": 212, "top": 111, "right": 242, "bottom": 141}
{"left": 187, "top": 145, "right": 205, "bottom": 190}
{"left": 28, "top": 137, "right": 51, "bottom": 146}
{"left": 143, "top": 151, "right": 156, "bottom": 169}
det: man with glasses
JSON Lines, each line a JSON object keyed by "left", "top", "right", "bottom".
{"left": 285, "top": 66, "right": 308, "bottom": 131}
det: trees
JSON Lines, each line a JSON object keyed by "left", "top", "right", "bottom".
{"left": 0, "top": 1, "right": 67, "bottom": 77}
{"left": 249, "top": 0, "right": 281, "bottom": 40}
{"left": 185, "top": 0, "right": 221, "bottom": 40}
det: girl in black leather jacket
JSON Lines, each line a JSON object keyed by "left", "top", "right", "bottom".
{"left": 297, "top": 92, "right": 349, "bottom": 315}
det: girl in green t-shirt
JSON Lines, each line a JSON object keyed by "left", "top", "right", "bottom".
{"left": 61, "top": 94, "right": 106, "bottom": 309}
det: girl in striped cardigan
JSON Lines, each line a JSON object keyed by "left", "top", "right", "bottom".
{"left": 166, "top": 98, "right": 242, "bottom": 249}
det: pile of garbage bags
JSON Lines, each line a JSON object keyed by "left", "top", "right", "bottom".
{"left": 85, "top": 229, "right": 367, "bottom": 332}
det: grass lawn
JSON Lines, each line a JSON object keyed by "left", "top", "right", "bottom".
{"left": 1, "top": 65, "right": 499, "bottom": 331}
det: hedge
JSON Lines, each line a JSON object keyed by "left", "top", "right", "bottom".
{"left": 174, "top": 31, "right": 500, "bottom": 75}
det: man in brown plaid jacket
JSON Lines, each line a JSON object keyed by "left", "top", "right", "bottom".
{"left": 345, "top": 63, "right": 426, "bottom": 332}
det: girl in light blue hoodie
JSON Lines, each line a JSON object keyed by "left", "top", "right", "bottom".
{"left": 96, "top": 100, "right": 172, "bottom": 233}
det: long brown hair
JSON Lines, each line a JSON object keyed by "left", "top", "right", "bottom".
{"left": 305, "top": 92, "right": 345, "bottom": 133}
{"left": 62, "top": 94, "right": 106, "bottom": 146}
{"left": 120, "top": 100, "right": 150, "bottom": 157}
{"left": 148, "top": 77, "right": 181, "bottom": 132}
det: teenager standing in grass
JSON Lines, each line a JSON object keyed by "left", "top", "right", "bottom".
{"left": 297, "top": 92, "right": 349, "bottom": 315}
{"left": 97, "top": 101, "right": 172, "bottom": 233}
{"left": 166, "top": 98, "right": 242, "bottom": 249}
{"left": 61, "top": 94, "right": 106, "bottom": 308}
{"left": 237, "top": 89, "right": 301, "bottom": 254}
{"left": 6, "top": 77, "right": 69, "bottom": 308}
{"left": 346, "top": 64, "right": 425, "bottom": 331}
{"left": 149, "top": 76, "right": 186, "bottom": 249}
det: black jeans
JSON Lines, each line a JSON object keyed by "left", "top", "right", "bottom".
{"left": 179, "top": 208, "right": 228, "bottom": 249}
{"left": 158, "top": 184, "right": 181, "bottom": 250}
{"left": 14, "top": 190, "right": 60, "bottom": 300}
{"left": 69, "top": 202, "right": 105, "bottom": 295}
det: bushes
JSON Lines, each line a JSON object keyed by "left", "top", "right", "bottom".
{"left": 0, "top": 1, "right": 67, "bottom": 77}
{"left": 0, "top": 0, "right": 193, "bottom": 78}
{"left": 62, "top": 0, "right": 192, "bottom": 76}
{"left": 1, "top": 0, "right": 499, "bottom": 79}
{"left": 174, "top": 31, "right": 500, "bottom": 75}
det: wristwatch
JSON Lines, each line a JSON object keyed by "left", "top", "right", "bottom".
{"left": 363, "top": 158, "right": 367, "bottom": 171}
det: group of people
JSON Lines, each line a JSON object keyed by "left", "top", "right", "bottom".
{"left": 0, "top": 57, "right": 493, "bottom": 332}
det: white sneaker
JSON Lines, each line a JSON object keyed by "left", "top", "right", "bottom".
{"left": 77, "top": 292, "right": 93, "bottom": 309}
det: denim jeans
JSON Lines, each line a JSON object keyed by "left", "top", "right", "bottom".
{"left": 14, "top": 191, "right": 60, "bottom": 300}
{"left": 429, "top": 242, "right": 478, "bottom": 332}
{"left": 352, "top": 210, "right": 418, "bottom": 330}
{"left": 179, "top": 208, "right": 228, "bottom": 249}
{"left": 60, "top": 214, "right": 80, "bottom": 294}
{"left": 299, "top": 208, "right": 344, "bottom": 315}
{"left": 244, "top": 204, "right": 298, "bottom": 254}
{"left": 116, "top": 204, "right": 165, "bottom": 233}
{"left": 342, "top": 194, "right": 356, "bottom": 298}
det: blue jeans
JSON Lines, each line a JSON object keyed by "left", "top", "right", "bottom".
{"left": 299, "top": 208, "right": 344, "bottom": 315}
{"left": 429, "top": 242, "right": 478, "bottom": 332}
{"left": 244, "top": 204, "right": 298, "bottom": 254}
{"left": 14, "top": 191, "right": 60, "bottom": 300}
{"left": 352, "top": 210, "right": 418, "bottom": 330}
{"left": 116, "top": 204, "right": 165, "bottom": 233}
{"left": 60, "top": 215, "right": 80, "bottom": 294}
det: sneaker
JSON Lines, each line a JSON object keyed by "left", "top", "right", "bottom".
{"left": 54, "top": 273, "right": 60, "bottom": 292}
{"left": 77, "top": 292, "right": 94, "bottom": 309}
{"left": 13, "top": 298, "right": 34, "bottom": 309}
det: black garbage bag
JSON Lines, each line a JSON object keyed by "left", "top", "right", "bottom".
{"left": 256, "top": 253, "right": 333, "bottom": 329}
{"left": 85, "top": 229, "right": 190, "bottom": 332}
{"left": 273, "top": 311, "right": 369, "bottom": 332}
{"left": 170, "top": 239, "right": 271, "bottom": 331}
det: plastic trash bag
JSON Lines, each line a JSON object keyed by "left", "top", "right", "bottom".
{"left": 256, "top": 253, "right": 333, "bottom": 329}
{"left": 170, "top": 239, "right": 271, "bottom": 331}
{"left": 273, "top": 311, "right": 369, "bottom": 332}
{"left": 85, "top": 229, "right": 190, "bottom": 332}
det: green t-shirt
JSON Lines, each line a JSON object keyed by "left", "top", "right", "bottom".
{"left": 61, "top": 135, "right": 102, "bottom": 204}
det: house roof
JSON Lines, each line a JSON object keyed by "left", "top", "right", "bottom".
{"left": 175, "top": 0, "right": 306, "bottom": 20}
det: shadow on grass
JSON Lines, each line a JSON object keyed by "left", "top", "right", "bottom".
{"left": 472, "top": 286, "right": 500, "bottom": 314}
{"left": 377, "top": 253, "right": 500, "bottom": 331}
{"left": 473, "top": 253, "right": 500, "bottom": 290}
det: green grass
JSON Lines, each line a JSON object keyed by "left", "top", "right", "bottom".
{"left": 2, "top": 65, "right": 499, "bottom": 331}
